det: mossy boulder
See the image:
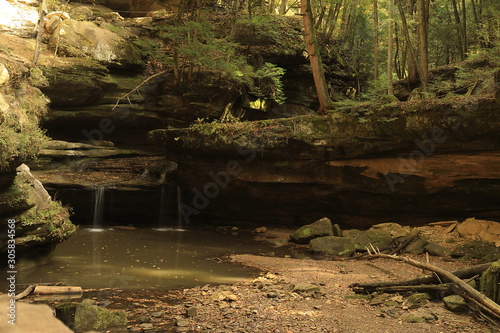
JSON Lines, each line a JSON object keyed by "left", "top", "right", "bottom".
{"left": 310, "top": 236, "right": 357, "bottom": 257}
{"left": 74, "top": 299, "right": 127, "bottom": 331}
{"left": 51, "top": 19, "right": 142, "bottom": 69}
{"left": 0, "top": 164, "right": 76, "bottom": 269}
{"left": 343, "top": 229, "right": 393, "bottom": 252}
{"left": 291, "top": 217, "right": 334, "bottom": 244}
{"left": 451, "top": 240, "right": 497, "bottom": 260}
{"left": 443, "top": 295, "right": 467, "bottom": 312}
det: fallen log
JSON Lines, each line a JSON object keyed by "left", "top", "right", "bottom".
{"left": 366, "top": 254, "right": 500, "bottom": 320}
{"left": 350, "top": 262, "right": 492, "bottom": 292}
{"left": 34, "top": 286, "right": 83, "bottom": 295}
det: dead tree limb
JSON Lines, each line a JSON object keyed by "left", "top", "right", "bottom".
{"left": 369, "top": 254, "right": 500, "bottom": 319}
{"left": 113, "top": 71, "right": 168, "bottom": 110}
{"left": 350, "top": 262, "right": 492, "bottom": 292}
{"left": 357, "top": 283, "right": 452, "bottom": 294}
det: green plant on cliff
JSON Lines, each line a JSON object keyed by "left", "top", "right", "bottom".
{"left": 0, "top": 81, "right": 49, "bottom": 170}
{"left": 251, "top": 63, "right": 286, "bottom": 104}
{"left": 19, "top": 201, "right": 76, "bottom": 240}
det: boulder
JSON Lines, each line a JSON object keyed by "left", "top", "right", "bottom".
{"left": 369, "top": 222, "right": 410, "bottom": 239}
{"left": 74, "top": 299, "right": 127, "bottom": 331}
{"left": 424, "top": 242, "right": 451, "bottom": 257}
{"left": 0, "top": 0, "right": 39, "bottom": 38}
{"left": 0, "top": 296, "right": 72, "bottom": 333}
{"left": 443, "top": 295, "right": 467, "bottom": 312}
{"left": 291, "top": 217, "right": 334, "bottom": 244}
{"left": 343, "top": 229, "right": 393, "bottom": 252}
{"left": 50, "top": 19, "right": 142, "bottom": 68}
{"left": 457, "top": 217, "right": 500, "bottom": 246}
{"left": 451, "top": 240, "right": 497, "bottom": 260}
{"left": 404, "top": 237, "right": 428, "bottom": 255}
{"left": 0, "top": 63, "right": 9, "bottom": 86}
{"left": 310, "top": 236, "right": 356, "bottom": 257}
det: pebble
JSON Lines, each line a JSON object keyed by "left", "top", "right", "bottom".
{"left": 186, "top": 307, "right": 197, "bottom": 317}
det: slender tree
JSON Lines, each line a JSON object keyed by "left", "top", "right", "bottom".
{"left": 388, "top": 0, "right": 394, "bottom": 95}
{"left": 301, "top": 0, "right": 333, "bottom": 114}
{"left": 396, "top": 0, "right": 427, "bottom": 91}
{"left": 417, "top": 0, "right": 429, "bottom": 89}
{"left": 373, "top": 0, "right": 380, "bottom": 80}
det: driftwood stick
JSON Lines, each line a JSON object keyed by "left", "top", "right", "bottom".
{"left": 15, "top": 284, "right": 37, "bottom": 300}
{"left": 369, "top": 254, "right": 500, "bottom": 319}
{"left": 350, "top": 262, "right": 492, "bottom": 291}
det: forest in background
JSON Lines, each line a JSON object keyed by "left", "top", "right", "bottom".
{"left": 130, "top": 0, "right": 499, "bottom": 117}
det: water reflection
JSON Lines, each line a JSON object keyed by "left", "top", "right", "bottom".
{"left": 16, "top": 228, "right": 265, "bottom": 289}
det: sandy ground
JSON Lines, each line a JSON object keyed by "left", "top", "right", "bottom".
{"left": 166, "top": 253, "right": 496, "bottom": 333}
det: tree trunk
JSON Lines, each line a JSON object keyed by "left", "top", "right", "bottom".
{"left": 451, "top": 0, "right": 465, "bottom": 60}
{"left": 373, "top": 0, "right": 379, "bottom": 80}
{"left": 406, "top": 0, "right": 418, "bottom": 84}
{"left": 387, "top": 0, "right": 394, "bottom": 95}
{"left": 301, "top": 0, "right": 332, "bottom": 114}
{"left": 396, "top": 0, "right": 427, "bottom": 91}
{"left": 279, "top": 0, "right": 287, "bottom": 15}
{"left": 417, "top": 0, "right": 429, "bottom": 90}
{"left": 461, "top": 0, "right": 468, "bottom": 55}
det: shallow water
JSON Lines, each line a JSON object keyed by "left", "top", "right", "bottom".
{"left": 14, "top": 228, "right": 272, "bottom": 290}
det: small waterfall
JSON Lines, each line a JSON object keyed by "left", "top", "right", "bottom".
{"left": 176, "top": 186, "right": 184, "bottom": 230}
{"left": 91, "top": 185, "right": 106, "bottom": 231}
{"left": 155, "top": 185, "right": 169, "bottom": 231}
{"left": 153, "top": 185, "right": 185, "bottom": 231}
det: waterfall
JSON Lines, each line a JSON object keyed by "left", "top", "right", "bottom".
{"left": 176, "top": 186, "right": 183, "bottom": 230}
{"left": 153, "top": 185, "right": 185, "bottom": 231}
{"left": 155, "top": 185, "right": 168, "bottom": 231}
{"left": 91, "top": 185, "right": 106, "bottom": 231}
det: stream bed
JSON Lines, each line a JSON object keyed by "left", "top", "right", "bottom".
{"left": 14, "top": 228, "right": 279, "bottom": 290}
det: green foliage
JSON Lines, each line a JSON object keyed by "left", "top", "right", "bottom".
{"left": 19, "top": 200, "right": 76, "bottom": 240}
{"left": 251, "top": 63, "right": 286, "bottom": 104}
{"left": 233, "top": 15, "right": 304, "bottom": 55}
{"left": 0, "top": 82, "right": 49, "bottom": 170}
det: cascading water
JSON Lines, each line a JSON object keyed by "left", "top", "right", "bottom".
{"left": 155, "top": 185, "right": 169, "bottom": 231}
{"left": 176, "top": 186, "right": 184, "bottom": 230}
{"left": 91, "top": 184, "right": 106, "bottom": 231}
{"left": 154, "top": 185, "right": 185, "bottom": 231}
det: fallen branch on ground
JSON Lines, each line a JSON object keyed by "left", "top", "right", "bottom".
{"left": 350, "top": 262, "right": 492, "bottom": 292}
{"left": 364, "top": 253, "right": 500, "bottom": 320}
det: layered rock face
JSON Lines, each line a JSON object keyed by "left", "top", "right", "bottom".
{"left": 151, "top": 97, "right": 500, "bottom": 228}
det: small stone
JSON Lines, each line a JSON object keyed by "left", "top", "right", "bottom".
{"left": 231, "top": 226, "right": 239, "bottom": 231}
{"left": 443, "top": 295, "right": 467, "bottom": 312}
{"left": 151, "top": 312, "right": 163, "bottom": 318}
{"left": 255, "top": 226, "right": 268, "bottom": 233}
{"left": 266, "top": 291, "right": 278, "bottom": 298}
{"left": 292, "top": 283, "right": 321, "bottom": 293}
{"left": 402, "top": 314, "right": 426, "bottom": 323}
{"left": 139, "top": 323, "right": 154, "bottom": 329}
{"left": 185, "top": 307, "right": 197, "bottom": 317}
{"left": 175, "top": 318, "right": 189, "bottom": 327}
{"left": 407, "top": 293, "right": 432, "bottom": 305}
